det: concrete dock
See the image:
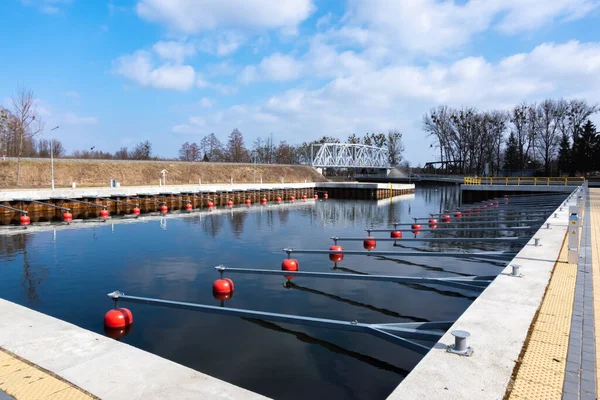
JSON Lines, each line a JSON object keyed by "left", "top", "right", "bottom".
{"left": 389, "top": 186, "right": 600, "bottom": 399}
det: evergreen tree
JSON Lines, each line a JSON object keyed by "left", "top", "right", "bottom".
{"left": 557, "top": 133, "right": 571, "bottom": 175}
{"left": 503, "top": 132, "right": 519, "bottom": 173}
{"left": 572, "top": 120, "right": 599, "bottom": 176}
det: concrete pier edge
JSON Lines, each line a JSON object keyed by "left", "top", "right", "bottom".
{"left": 388, "top": 187, "right": 579, "bottom": 399}
{"left": 0, "top": 299, "right": 269, "bottom": 400}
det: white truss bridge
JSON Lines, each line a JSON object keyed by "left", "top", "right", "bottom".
{"left": 311, "top": 143, "right": 390, "bottom": 169}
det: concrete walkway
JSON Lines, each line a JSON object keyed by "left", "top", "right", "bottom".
{"left": 506, "top": 188, "right": 599, "bottom": 400}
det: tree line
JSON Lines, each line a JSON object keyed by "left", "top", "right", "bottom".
{"left": 423, "top": 99, "right": 599, "bottom": 176}
{"left": 178, "top": 130, "right": 405, "bottom": 166}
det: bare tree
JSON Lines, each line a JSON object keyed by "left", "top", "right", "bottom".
{"left": 179, "top": 142, "right": 193, "bottom": 161}
{"left": 386, "top": 130, "right": 404, "bottom": 166}
{"left": 12, "top": 87, "right": 44, "bottom": 185}
{"left": 52, "top": 139, "right": 65, "bottom": 158}
{"left": 534, "top": 99, "right": 566, "bottom": 175}
{"left": 114, "top": 147, "right": 129, "bottom": 160}
{"left": 130, "top": 140, "right": 152, "bottom": 160}
{"left": 225, "top": 128, "right": 250, "bottom": 162}
{"left": 200, "top": 133, "right": 224, "bottom": 161}
{"left": 189, "top": 142, "right": 200, "bottom": 161}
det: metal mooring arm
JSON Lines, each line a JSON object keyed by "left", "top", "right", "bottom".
{"left": 106, "top": 291, "right": 452, "bottom": 355}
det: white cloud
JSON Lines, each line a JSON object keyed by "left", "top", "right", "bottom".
{"left": 239, "top": 39, "right": 373, "bottom": 84}
{"left": 343, "top": 0, "right": 600, "bottom": 54}
{"left": 217, "top": 32, "right": 244, "bottom": 56}
{"left": 136, "top": 0, "right": 315, "bottom": 34}
{"left": 153, "top": 40, "right": 196, "bottom": 63}
{"left": 180, "top": 40, "right": 600, "bottom": 164}
{"left": 240, "top": 53, "right": 302, "bottom": 83}
{"left": 62, "top": 112, "right": 98, "bottom": 125}
{"left": 113, "top": 50, "right": 196, "bottom": 91}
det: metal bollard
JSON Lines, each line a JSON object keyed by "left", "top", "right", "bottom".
{"left": 511, "top": 264, "right": 521, "bottom": 277}
{"left": 534, "top": 238, "right": 541, "bottom": 247}
{"left": 447, "top": 330, "right": 473, "bottom": 356}
{"left": 546, "top": 223, "right": 551, "bottom": 229}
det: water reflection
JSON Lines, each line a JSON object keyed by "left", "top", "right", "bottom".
{"left": 0, "top": 186, "right": 506, "bottom": 400}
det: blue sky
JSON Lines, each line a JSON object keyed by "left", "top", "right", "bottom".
{"left": 1, "top": 0, "right": 600, "bottom": 165}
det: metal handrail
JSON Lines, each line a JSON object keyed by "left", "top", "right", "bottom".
{"left": 463, "top": 176, "right": 585, "bottom": 186}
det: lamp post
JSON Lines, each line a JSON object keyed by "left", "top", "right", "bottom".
{"left": 50, "top": 126, "right": 59, "bottom": 190}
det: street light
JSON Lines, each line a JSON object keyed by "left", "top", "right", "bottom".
{"left": 50, "top": 126, "right": 59, "bottom": 190}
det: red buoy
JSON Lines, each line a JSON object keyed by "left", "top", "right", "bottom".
{"left": 185, "top": 203, "right": 192, "bottom": 211}
{"left": 290, "top": 195, "right": 295, "bottom": 202}
{"left": 100, "top": 209, "right": 109, "bottom": 219}
{"left": 494, "top": 201, "right": 499, "bottom": 207}
{"left": 224, "top": 278, "right": 235, "bottom": 292}
{"left": 133, "top": 207, "right": 141, "bottom": 216}
{"left": 281, "top": 258, "right": 299, "bottom": 271}
{"left": 481, "top": 205, "right": 487, "bottom": 210}
{"left": 329, "top": 245, "right": 344, "bottom": 262}
{"left": 363, "top": 236, "right": 376, "bottom": 251}
{"left": 227, "top": 200, "right": 234, "bottom": 208}
{"left": 302, "top": 195, "right": 307, "bottom": 200}
{"left": 411, "top": 224, "right": 422, "bottom": 232}
{"left": 208, "top": 201, "right": 214, "bottom": 209}
{"left": 213, "top": 279, "right": 233, "bottom": 294}
{"left": 324, "top": 193, "right": 329, "bottom": 199}
{"left": 473, "top": 206, "right": 480, "bottom": 212}
{"left": 19, "top": 215, "right": 31, "bottom": 226}
{"left": 464, "top": 209, "right": 472, "bottom": 216}
{"left": 160, "top": 204, "right": 168, "bottom": 213}
{"left": 261, "top": 198, "right": 267, "bottom": 205}
{"left": 391, "top": 230, "right": 402, "bottom": 239}
{"left": 428, "top": 218, "right": 438, "bottom": 228}
{"left": 314, "top": 194, "right": 318, "bottom": 199}
{"left": 504, "top": 197, "right": 509, "bottom": 204}
{"left": 245, "top": 199, "right": 252, "bottom": 206}
{"left": 104, "top": 309, "right": 126, "bottom": 329}
{"left": 276, "top": 196, "right": 282, "bottom": 203}
{"left": 442, "top": 214, "right": 451, "bottom": 220}
{"left": 63, "top": 212, "right": 73, "bottom": 222}
{"left": 488, "top": 202, "right": 494, "bottom": 207}
{"left": 454, "top": 211, "right": 462, "bottom": 218}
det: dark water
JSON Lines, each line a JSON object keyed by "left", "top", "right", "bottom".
{"left": 0, "top": 186, "right": 518, "bottom": 399}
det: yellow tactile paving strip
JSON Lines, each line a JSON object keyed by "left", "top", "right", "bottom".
{"left": 507, "top": 234, "right": 577, "bottom": 400}
{"left": 590, "top": 188, "right": 600, "bottom": 391}
{"left": 0, "top": 348, "right": 95, "bottom": 400}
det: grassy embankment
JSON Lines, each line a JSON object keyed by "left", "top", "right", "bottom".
{"left": 0, "top": 159, "right": 327, "bottom": 188}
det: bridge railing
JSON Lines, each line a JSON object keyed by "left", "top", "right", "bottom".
{"left": 463, "top": 176, "right": 585, "bottom": 186}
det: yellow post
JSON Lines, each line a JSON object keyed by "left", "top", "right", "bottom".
{"left": 505, "top": 177, "right": 508, "bottom": 185}
{"left": 534, "top": 177, "right": 537, "bottom": 186}
{"left": 518, "top": 177, "right": 521, "bottom": 185}
{"left": 565, "top": 177, "right": 567, "bottom": 186}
